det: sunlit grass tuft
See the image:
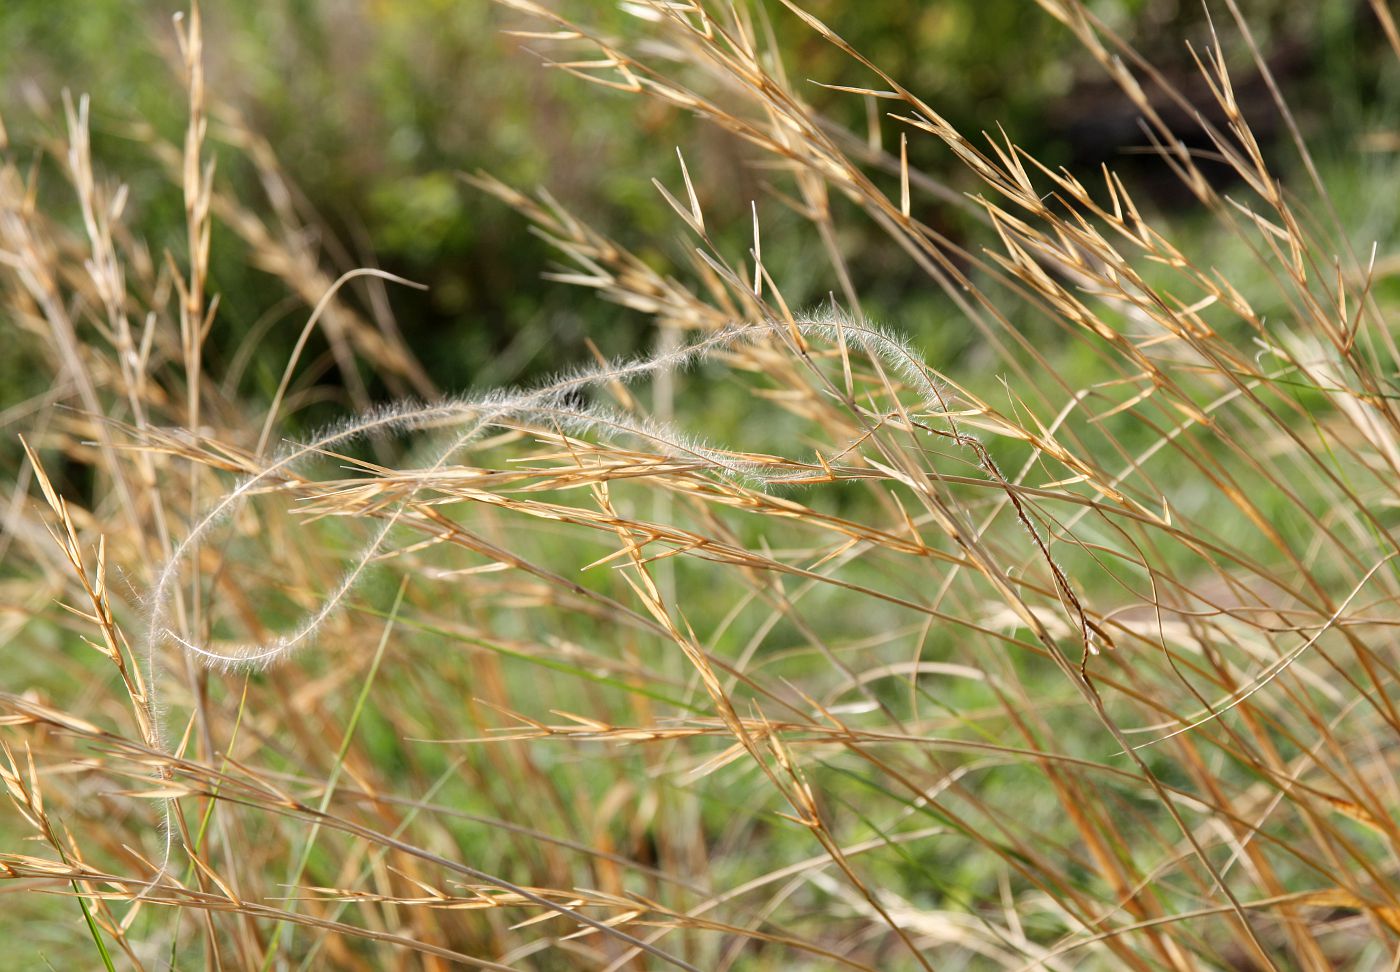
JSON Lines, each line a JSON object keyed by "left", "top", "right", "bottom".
{"left": 3, "top": 1, "right": 1400, "bottom": 969}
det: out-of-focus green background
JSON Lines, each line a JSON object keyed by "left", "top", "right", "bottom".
{"left": 0, "top": 0, "right": 1392, "bottom": 414}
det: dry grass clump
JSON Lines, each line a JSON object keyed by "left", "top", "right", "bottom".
{"left": 3, "top": 1, "right": 1400, "bottom": 969}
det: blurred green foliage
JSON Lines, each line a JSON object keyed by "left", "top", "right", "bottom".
{"left": 0, "top": 0, "right": 1392, "bottom": 403}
